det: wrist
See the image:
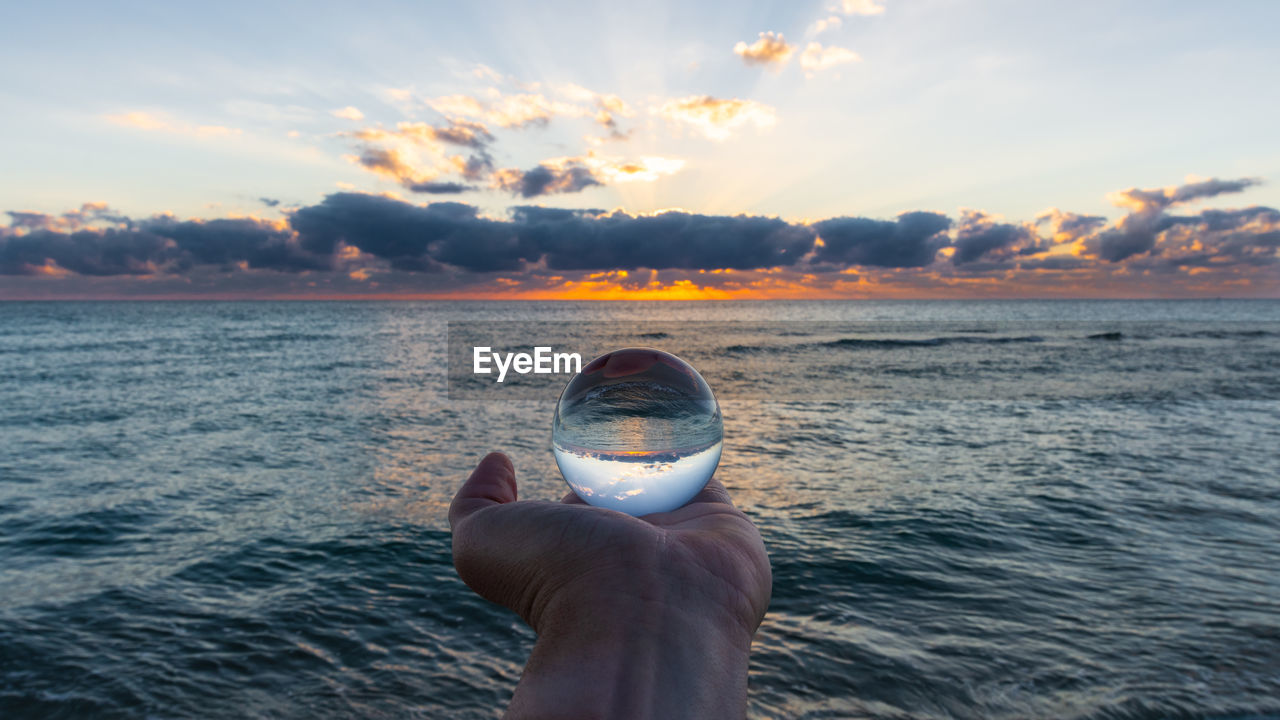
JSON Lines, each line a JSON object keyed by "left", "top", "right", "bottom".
{"left": 507, "top": 589, "right": 754, "bottom": 720}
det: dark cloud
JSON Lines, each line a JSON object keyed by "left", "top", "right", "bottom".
{"left": 0, "top": 228, "right": 171, "bottom": 275}
{"left": 406, "top": 181, "right": 474, "bottom": 194}
{"left": 4, "top": 177, "right": 1275, "bottom": 293}
{"left": 1056, "top": 213, "right": 1106, "bottom": 235}
{"left": 259, "top": 197, "right": 281, "bottom": 207}
{"left": 1149, "top": 205, "right": 1280, "bottom": 268}
{"left": 1, "top": 216, "right": 325, "bottom": 276}
{"left": 4, "top": 203, "right": 132, "bottom": 233}
{"left": 1018, "top": 255, "right": 1091, "bottom": 271}
{"left": 1115, "top": 177, "right": 1263, "bottom": 214}
{"left": 1036, "top": 210, "right": 1106, "bottom": 241}
{"left": 1096, "top": 225, "right": 1155, "bottom": 262}
{"left": 811, "top": 212, "right": 951, "bottom": 268}
{"left": 1198, "top": 206, "right": 1280, "bottom": 232}
{"left": 512, "top": 206, "right": 814, "bottom": 270}
{"left": 5, "top": 211, "right": 57, "bottom": 231}
{"left": 141, "top": 217, "right": 326, "bottom": 272}
{"left": 356, "top": 147, "right": 411, "bottom": 178}
{"left": 951, "top": 212, "right": 1040, "bottom": 265}
{"left": 494, "top": 163, "right": 601, "bottom": 198}
{"left": 460, "top": 154, "right": 494, "bottom": 182}
{"left": 1098, "top": 177, "right": 1264, "bottom": 262}
{"left": 428, "top": 119, "right": 493, "bottom": 149}
{"left": 289, "top": 193, "right": 523, "bottom": 273}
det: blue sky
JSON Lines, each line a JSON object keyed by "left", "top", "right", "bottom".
{"left": 2, "top": 0, "right": 1278, "bottom": 298}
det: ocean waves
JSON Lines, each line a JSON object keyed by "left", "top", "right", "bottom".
{"left": 1, "top": 300, "right": 1278, "bottom": 719}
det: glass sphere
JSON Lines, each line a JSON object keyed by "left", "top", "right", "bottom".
{"left": 553, "top": 348, "right": 723, "bottom": 516}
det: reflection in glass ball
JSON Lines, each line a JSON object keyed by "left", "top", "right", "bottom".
{"left": 553, "top": 348, "right": 723, "bottom": 516}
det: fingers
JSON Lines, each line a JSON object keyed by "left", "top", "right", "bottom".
{"left": 449, "top": 452, "right": 517, "bottom": 529}
{"left": 560, "top": 490, "right": 587, "bottom": 505}
{"left": 689, "top": 476, "right": 735, "bottom": 507}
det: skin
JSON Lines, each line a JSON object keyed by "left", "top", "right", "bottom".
{"left": 449, "top": 452, "right": 773, "bottom": 720}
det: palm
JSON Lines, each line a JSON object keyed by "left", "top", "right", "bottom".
{"left": 450, "top": 454, "right": 771, "bottom": 636}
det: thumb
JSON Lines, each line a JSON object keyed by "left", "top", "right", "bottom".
{"left": 449, "top": 452, "right": 517, "bottom": 530}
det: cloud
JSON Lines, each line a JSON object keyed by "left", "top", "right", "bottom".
{"left": 427, "top": 119, "right": 495, "bottom": 149}
{"left": 1036, "top": 209, "right": 1106, "bottom": 240}
{"left": 406, "top": 181, "right": 474, "bottom": 194}
{"left": 1107, "top": 177, "right": 1261, "bottom": 215}
{"left": 1130, "top": 205, "right": 1280, "bottom": 270}
{"left": 557, "top": 84, "right": 636, "bottom": 135}
{"left": 733, "top": 32, "right": 795, "bottom": 67}
{"left": 353, "top": 146, "right": 425, "bottom": 184}
{"left": 4, "top": 203, "right": 131, "bottom": 234}
{"left": 492, "top": 163, "right": 601, "bottom": 198}
{"left": 104, "top": 111, "right": 240, "bottom": 138}
{"left": 428, "top": 85, "right": 636, "bottom": 137}
{"left": 331, "top": 106, "right": 365, "bottom": 121}
{"left": 800, "top": 43, "right": 861, "bottom": 73}
{"left": 584, "top": 155, "right": 685, "bottom": 184}
{"left": 346, "top": 119, "right": 496, "bottom": 191}
{"left": 354, "top": 119, "right": 494, "bottom": 150}
{"left": 1096, "top": 176, "right": 1262, "bottom": 261}
{"left": 429, "top": 91, "right": 587, "bottom": 129}
{"left": 950, "top": 210, "right": 1042, "bottom": 265}
{"left": 0, "top": 228, "right": 171, "bottom": 276}
{"left": 812, "top": 212, "right": 952, "bottom": 267}
{"left": 384, "top": 88, "right": 413, "bottom": 103}
{"left": 5, "top": 177, "right": 1276, "bottom": 299}
{"left": 510, "top": 206, "right": 815, "bottom": 271}
{"left": 808, "top": 16, "right": 843, "bottom": 35}
{"left": 142, "top": 216, "right": 325, "bottom": 272}
{"left": 0, "top": 213, "right": 321, "bottom": 276}
{"left": 656, "top": 96, "right": 777, "bottom": 141}
{"left": 347, "top": 107, "right": 672, "bottom": 197}
{"left": 491, "top": 152, "right": 684, "bottom": 197}
{"left": 259, "top": 197, "right": 281, "bottom": 208}
{"left": 836, "top": 0, "right": 885, "bottom": 16}
{"left": 3, "top": 194, "right": 815, "bottom": 279}
{"left": 472, "top": 64, "right": 503, "bottom": 83}
{"left": 1017, "top": 255, "right": 1092, "bottom": 271}
{"left": 290, "top": 193, "right": 522, "bottom": 273}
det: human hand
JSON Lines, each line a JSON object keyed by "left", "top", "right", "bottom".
{"left": 449, "top": 452, "right": 771, "bottom": 720}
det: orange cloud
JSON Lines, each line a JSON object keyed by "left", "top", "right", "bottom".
{"left": 800, "top": 43, "right": 861, "bottom": 73}
{"left": 837, "top": 0, "right": 884, "bottom": 16}
{"left": 557, "top": 84, "right": 636, "bottom": 133}
{"left": 331, "top": 106, "right": 365, "bottom": 121}
{"left": 576, "top": 153, "right": 684, "bottom": 184}
{"left": 733, "top": 32, "right": 795, "bottom": 67}
{"left": 430, "top": 91, "right": 586, "bottom": 128}
{"left": 345, "top": 119, "right": 494, "bottom": 189}
{"left": 808, "top": 16, "right": 843, "bottom": 35}
{"left": 27, "top": 260, "right": 73, "bottom": 277}
{"left": 104, "top": 111, "right": 240, "bottom": 138}
{"left": 656, "top": 96, "right": 777, "bottom": 141}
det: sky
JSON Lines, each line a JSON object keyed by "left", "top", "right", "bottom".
{"left": 2, "top": 0, "right": 1278, "bottom": 299}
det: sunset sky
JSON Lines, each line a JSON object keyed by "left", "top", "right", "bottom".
{"left": 2, "top": 0, "right": 1278, "bottom": 299}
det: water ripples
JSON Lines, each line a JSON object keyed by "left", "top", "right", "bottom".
{"left": 1, "top": 300, "right": 1278, "bottom": 718}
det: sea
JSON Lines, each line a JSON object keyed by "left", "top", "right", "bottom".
{"left": 1, "top": 300, "right": 1278, "bottom": 719}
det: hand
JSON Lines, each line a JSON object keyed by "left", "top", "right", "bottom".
{"left": 449, "top": 452, "right": 772, "bottom": 720}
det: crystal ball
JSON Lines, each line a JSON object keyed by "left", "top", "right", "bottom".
{"left": 553, "top": 348, "right": 723, "bottom": 516}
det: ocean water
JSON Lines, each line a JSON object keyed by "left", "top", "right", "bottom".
{"left": 1, "top": 300, "right": 1278, "bottom": 719}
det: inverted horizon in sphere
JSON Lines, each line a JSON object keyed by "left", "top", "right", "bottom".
{"left": 553, "top": 348, "right": 724, "bottom": 515}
